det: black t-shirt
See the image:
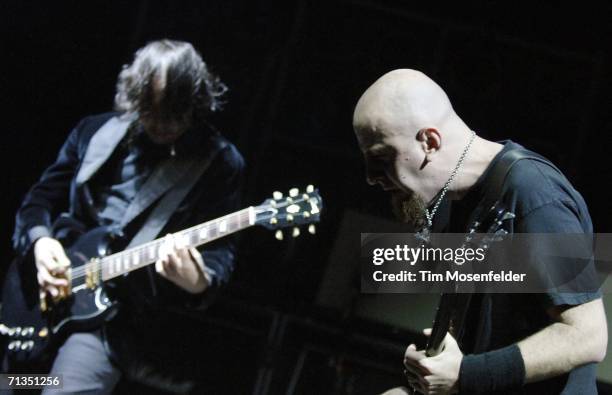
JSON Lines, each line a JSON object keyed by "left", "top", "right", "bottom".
{"left": 442, "top": 141, "right": 600, "bottom": 394}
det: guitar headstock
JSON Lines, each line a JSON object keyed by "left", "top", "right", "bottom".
{"left": 255, "top": 185, "right": 323, "bottom": 240}
{"left": 466, "top": 202, "right": 515, "bottom": 250}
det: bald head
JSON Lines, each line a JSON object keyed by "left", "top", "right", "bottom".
{"left": 352, "top": 69, "right": 484, "bottom": 209}
{"left": 353, "top": 69, "right": 455, "bottom": 135}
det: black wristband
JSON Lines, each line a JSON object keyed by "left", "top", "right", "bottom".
{"left": 459, "top": 344, "right": 525, "bottom": 394}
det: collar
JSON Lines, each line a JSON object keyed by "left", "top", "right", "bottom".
{"left": 457, "top": 140, "right": 522, "bottom": 205}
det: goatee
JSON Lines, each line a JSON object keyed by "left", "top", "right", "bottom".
{"left": 391, "top": 191, "right": 427, "bottom": 229}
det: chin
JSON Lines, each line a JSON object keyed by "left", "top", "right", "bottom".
{"left": 390, "top": 190, "right": 427, "bottom": 228}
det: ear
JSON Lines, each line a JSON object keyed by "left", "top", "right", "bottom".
{"left": 416, "top": 128, "right": 441, "bottom": 155}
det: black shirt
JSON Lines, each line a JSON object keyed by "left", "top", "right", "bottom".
{"left": 445, "top": 141, "right": 600, "bottom": 394}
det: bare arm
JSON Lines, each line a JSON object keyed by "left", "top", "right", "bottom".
{"left": 402, "top": 299, "right": 607, "bottom": 394}
{"left": 519, "top": 298, "right": 607, "bottom": 383}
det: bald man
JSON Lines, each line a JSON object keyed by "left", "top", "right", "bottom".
{"left": 353, "top": 70, "right": 607, "bottom": 395}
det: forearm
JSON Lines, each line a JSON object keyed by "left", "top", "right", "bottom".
{"left": 519, "top": 322, "right": 590, "bottom": 382}
{"left": 460, "top": 298, "right": 607, "bottom": 393}
{"left": 518, "top": 299, "right": 607, "bottom": 383}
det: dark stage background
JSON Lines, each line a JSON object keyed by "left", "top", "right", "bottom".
{"left": 1, "top": 1, "right": 611, "bottom": 394}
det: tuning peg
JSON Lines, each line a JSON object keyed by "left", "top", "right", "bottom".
{"left": 303, "top": 211, "right": 310, "bottom": 218}
{"left": 275, "top": 230, "right": 284, "bottom": 241}
{"left": 292, "top": 227, "right": 300, "bottom": 237}
{"left": 289, "top": 188, "right": 299, "bottom": 197}
{"left": 286, "top": 214, "right": 294, "bottom": 222}
{"left": 308, "top": 224, "right": 316, "bottom": 234}
{"left": 273, "top": 191, "right": 283, "bottom": 200}
{"left": 286, "top": 204, "right": 300, "bottom": 214}
{"left": 270, "top": 217, "right": 278, "bottom": 225}
{"left": 502, "top": 212, "right": 516, "bottom": 221}
{"left": 306, "top": 185, "right": 314, "bottom": 193}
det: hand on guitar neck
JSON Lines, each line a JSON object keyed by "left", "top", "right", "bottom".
{"left": 402, "top": 329, "right": 463, "bottom": 395}
{"left": 154, "top": 233, "right": 211, "bottom": 294}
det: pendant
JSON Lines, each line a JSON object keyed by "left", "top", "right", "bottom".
{"left": 415, "top": 226, "right": 431, "bottom": 244}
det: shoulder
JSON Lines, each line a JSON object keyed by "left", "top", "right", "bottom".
{"left": 188, "top": 122, "right": 245, "bottom": 172}
{"left": 208, "top": 135, "right": 245, "bottom": 173}
{"left": 505, "top": 158, "right": 564, "bottom": 203}
{"left": 71, "top": 111, "right": 122, "bottom": 142}
{"left": 56, "top": 112, "right": 123, "bottom": 157}
{"left": 501, "top": 148, "right": 591, "bottom": 230}
{"left": 74, "top": 112, "right": 120, "bottom": 131}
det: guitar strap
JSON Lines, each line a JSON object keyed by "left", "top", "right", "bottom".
{"left": 126, "top": 138, "right": 228, "bottom": 248}
{"left": 452, "top": 146, "right": 562, "bottom": 346}
{"left": 471, "top": 148, "right": 562, "bottom": 227}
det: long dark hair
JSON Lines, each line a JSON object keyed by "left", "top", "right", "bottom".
{"left": 114, "top": 39, "right": 227, "bottom": 124}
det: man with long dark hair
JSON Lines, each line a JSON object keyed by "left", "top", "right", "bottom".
{"left": 7, "top": 39, "right": 244, "bottom": 393}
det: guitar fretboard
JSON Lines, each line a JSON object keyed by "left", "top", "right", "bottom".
{"left": 100, "top": 207, "right": 254, "bottom": 281}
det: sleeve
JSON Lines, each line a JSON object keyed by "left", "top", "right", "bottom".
{"left": 161, "top": 142, "right": 245, "bottom": 310}
{"left": 515, "top": 200, "right": 601, "bottom": 307}
{"left": 12, "top": 121, "right": 83, "bottom": 256}
{"left": 196, "top": 144, "right": 245, "bottom": 290}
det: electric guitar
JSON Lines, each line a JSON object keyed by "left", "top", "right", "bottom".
{"left": 424, "top": 202, "right": 515, "bottom": 357}
{"left": 1, "top": 186, "right": 322, "bottom": 364}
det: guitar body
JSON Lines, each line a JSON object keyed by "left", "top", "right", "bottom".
{"left": 1, "top": 226, "right": 118, "bottom": 366}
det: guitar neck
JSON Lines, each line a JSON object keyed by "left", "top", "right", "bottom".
{"left": 100, "top": 207, "right": 255, "bottom": 281}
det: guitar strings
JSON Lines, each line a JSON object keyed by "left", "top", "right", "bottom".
{"left": 67, "top": 208, "right": 284, "bottom": 281}
{"left": 67, "top": 208, "right": 253, "bottom": 280}
{"left": 69, "top": 210, "right": 276, "bottom": 283}
{"left": 67, "top": 195, "right": 319, "bottom": 283}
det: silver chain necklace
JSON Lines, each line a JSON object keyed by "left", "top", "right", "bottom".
{"left": 424, "top": 130, "right": 476, "bottom": 229}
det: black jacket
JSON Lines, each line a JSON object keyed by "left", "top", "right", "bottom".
{"left": 12, "top": 112, "right": 245, "bottom": 379}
